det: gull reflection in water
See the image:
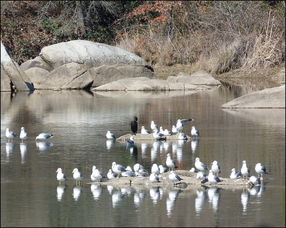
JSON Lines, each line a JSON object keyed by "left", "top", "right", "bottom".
{"left": 166, "top": 190, "right": 181, "bottom": 217}
{"left": 207, "top": 187, "right": 220, "bottom": 212}
{"left": 163, "top": 142, "right": 170, "bottom": 152}
{"left": 106, "top": 139, "right": 115, "bottom": 150}
{"left": 73, "top": 186, "right": 82, "bottom": 201}
{"left": 195, "top": 189, "right": 205, "bottom": 216}
{"left": 191, "top": 138, "right": 199, "bottom": 154}
{"left": 121, "top": 187, "right": 134, "bottom": 197}
{"left": 56, "top": 185, "right": 66, "bottom": 202}
{"left": 36, "top": 141, "right": 54, "bottom": 151}
{"left": 149, "top": 187, "right": 163, "bottom": 205}
{"left": 107, "top": 185, "right": 114, "bottom": 195}
{"left": 134, "top": 190, "right": 146, "bottom": 208}
{"left": 112, "top": 190, "right": 126, "bottom": 208}
{"left": 91, "top": 184, "right": 102, "bottom": 200}
{"left": 6, "top": 142, "right": 16, "bottom": 159}
{"left": 141, "top": 143, "right": 148, "bottom": 159}
{"left": 20, "top": 143, "right": 27, "bottom": 164}
{"left": 172, "top": 143, "right": 177, "bottom": 156}
{"left": 151, "top": 141, "right": 161, "bottom": 162}
{"left": 241, "top": 189, "right": 249, "bottom": 215}
{"left": 248, "top": 180, "right": 265, "bottom": 198}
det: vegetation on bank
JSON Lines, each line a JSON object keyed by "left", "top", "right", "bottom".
{"left": 1, "top": 1, "right": 285, "bottom": 76}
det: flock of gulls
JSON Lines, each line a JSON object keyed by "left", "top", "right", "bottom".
{"left": 5, "top": 117, "right": 268, "bottom": 194}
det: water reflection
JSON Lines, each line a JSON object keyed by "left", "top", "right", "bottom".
{"left": 6, "top": 142, "right": 15, "bottom": 159}
{"left": 191, "top": 138, "right": 199, "bottom": 153}
{"left": 73, "top": 186, "right": 82, "bottom": 201}
{"left": 207, "top": 187, "right": 220, "bottom": 212}
{"left": 134, "top": 190, "right": 146, "bottom": 208}
{"left": 56, "top": 185, "right": 66, "bottom": 202}
{"left": 112, "top": 190, "right": 126, "bottom": 208}
{"left": 106, "top": 139, "right": 115, "bottom": 150}
{"left": 149, "top": 187, "right": 163, "bottom": 205}
{"left": 19, "top": 143, "right": 27, "bottom": 164}
{"left": 141, "top": 143, "right": 148, "bottom": 158}
{"left": 166, "top": 190, "right": 181, "bottom": 217}
{"left": 241, "top": 189, "right": 249, "bottom": 215}
{"left": 36, "top": 141, "right": 54, "bottom": 151}
{"left": 195, "top": 189, "right": 205, "bottom": 216}
{"left": 91, "top": 184, "right": 102, "bottom": 200}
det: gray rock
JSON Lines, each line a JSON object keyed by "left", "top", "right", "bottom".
{"left": 24, "top": 67, "right": 50, "bottom": 89}
{"left": 168, "top": 70, "right": 221, "bottom": 86}
{"left": 1, "top": 68, "right": 12, "bottom": 92}
{"left": 1, "top": 42, "right": 34, "bottom": 91}
{"left": 35, "top": 62, "right": 92, "bottom": 90}
{"left": 20, "top": 56, "right": 53, "bottom": 72}
{"left": 222, "top": 85, "right": 285, "bottom": 108}
{"left": 88, "top": 64, "right": 154, "bottom": 87}
{"left": 39, "top": 40, "right": 146, "bottom": 69}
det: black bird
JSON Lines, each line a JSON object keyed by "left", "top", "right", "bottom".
{"left": 130, "top": 116, "right": 138, "bottom": 135}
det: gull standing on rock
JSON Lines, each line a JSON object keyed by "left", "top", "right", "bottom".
{"left": 207, "top": 170, "right": 221, "bottom": 184}
{"left": 241, "top": 160, "right": 250, "bottom": 179}
{"left": 171, "top": 125, "right": 178, "bottom": 134}
{"left": 230, "top": 168, "right": 242, "bottom": 179}
{"left": 211, "top": 160, "right": 221, "bottom": 176}
{"left": 176, "top": 118, "right": 194, "bottom": 133}
{"left": 106, "top": 131, "right": 116, "bottom": 140}
{"left": 168, "top": 171, "right": 183, "bottom": 184}
{"left": 107, "top": 169, "right": 118, "bottom": 179}
{"left": 150, "top": 120, "right": 158, "bottom": 132}
{"left": 195, "top": 157, "right": 208, "bottom": 172}
{"left": 19, "top": 127, "right": 28, "bottom": 142}
{"left": 141, "top": 126, "right": 150, "bottom": 134}
{"left": 151, "top": 163, "right": 160, "bottom": 175}
{"left": 149, "top": 173, "right": 160, "bottom": 183}
{"left": 112, "top": 162, "right": 126, "bottom": 177}
{"left": 6, "top": 128, "right": 17, "bottom": 142}
{"left": 166, "top": 153, "right": 177, "bottom": 171}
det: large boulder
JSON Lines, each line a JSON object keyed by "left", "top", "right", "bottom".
{"left": 168, "top": 70, "right": 221, "bottom": 86}
{"left": 92, "top": 77, "right": 213, "bottom": 91}
{"left": 20, "top": 56, "right": 53, "bottom": 72}
{"left": 1, "top": 42, "right": 34, "bottom": 91}
{"left": 35, "top": 62, "right": 93, "bottom": 90}
{"left": 222, "top": 85, "right": 285, "bottom": 108}
{"left": 88, "top": 64, "right": 154, "bottom": 87}
{"left": 24, "top": 67, "right": 50, "bottom": 89}
{"left": 39, "top": 40, "right": 146, "bottom": 69}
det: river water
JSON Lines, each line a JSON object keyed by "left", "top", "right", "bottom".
{"left": 1, "top": 86, "right": 285, "bottom": 227}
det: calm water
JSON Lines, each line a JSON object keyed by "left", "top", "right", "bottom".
{"left": 1, "top": 86, "right": 285, "bottom": 227}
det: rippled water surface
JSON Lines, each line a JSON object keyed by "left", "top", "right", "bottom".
{"left": 1, "top": 87, "right": 285, "bottom": 227}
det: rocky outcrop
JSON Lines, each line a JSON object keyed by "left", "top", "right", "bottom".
{"left": 1, "top": 42, "right": 34, "bottom": 92}
{"left": 1, "top": 68, "right": 12, "bottom": 92}
{"left": 39, "top": 40, "right": 145, "bottom": 69}
{"left": 20, "top": 56, "right": 53, "bottom": 72}
{"left": 222, "top": 85, "right": 285, "bottom": 108}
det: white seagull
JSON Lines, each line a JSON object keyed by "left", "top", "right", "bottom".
{"left": 207, "top": 170, "right": 221, "bottom": 184}
{"left": 151, "top": 163, "right": 160, "bottom": 175}
{"left": 107, "top": 169, "right": 118, "bottom": 179}
{"left": 241, "top": 160, "right": 250, "bottom": 179}
{"left": 255, "top": 163, "right": 268, "bottom": 178}
{"left": 176, "top": 118, "right": 194, "bottom": 133}
{"left": 159, "top": 165, "right": 168, "bottom": 174}
{"left": 35, "top": 133, "right": 53, "bottom": 141}
{"left": 149, "top": 173, "right": 160, "bottom": 183}
{"left": 90, "top": 165, "right": 102, "bottom": 182}
{"left": 171, "top": 125, "right": 178, "bottom": 134}
{"left": 112, "top": 162, "right": 126, "bottom": 177}
{"left": 211, "top": 160, "right": 221, "bottom": 176}
{"left": 166, "top": 153, "right": 177, "bottom": 171}
{"left": 106, "top": 131, "right": 116, "bottom": 140}
{"left": 168, "top": 171, "right": 183, "bottom": 183}
{"left": 150, "top": 120, "right": 158, "bottom": 132}
{"left": 230, "top": 168, "right": 242, "bottom": 179}
{"left": 178, "top": 132, "right": 188, "bottom": 140}
{"left": 72, "top": 168, "right": 83, "bottom": 185}
{"left": 121, "top": 166, "right": 135, "bottom": 177}
{"left": 191, "top": 126, "right": 200, "bottom": 137}
{"left": 248, "top": 176, "right": 261, "bottom": 188}
{"left": 19, "top": 127, "right": 28, "bottom": 142}
{"left": 56, "top": 168, "right": 67, "bottom": 184}
{"left": 141, "top": 126, "right": 150, "bottom": 134}
{"left": 6, "top": 128, "right": 17, "bottom": 142}
{"left": 195, "top": 157, "right": 208, "bottom": 172}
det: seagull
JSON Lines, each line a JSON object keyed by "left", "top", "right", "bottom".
{"left": 35, "top": 133, "right": 53, "bottom": 141}
{"left": 151, "top": 163, "right": 160, "bottom": 175}
{"left": 230, "top": 168, "right": 242, "bottom": 179}
{"left": 196, "top": 171, "right": 207, "bottom": 180}
{"left": 121, "top": 166, "right": 135, "bottom": 177}
{"left": 168, "top": 171, "right": 183, "bottom": 184}
{"left": 134, "top": 164, "right": 149, "bottom": 177}
{"left": 178, "top": 132, "right": 188, "bottom": 140}
{"left": 6, "top": 128, "right": 17, "bottom": 142}
{"left": 130, "top": 116, "right": 138, "bottom": 135}
{"left": 211, "top": 160, "right": 221, "bottom": 176}
{"left": 19, "top": 127, "right": 28, "bottom": 142}
{"left": 106, "top": 131, "right": 116, "bottom": 140}
{"left": 241, "top": 160, "right": 250, "bottom": 179}
{"left": 171, "top": 125, "right": 178, "bottom": 134}
{"left": 207, "top": 170, "right": 221, "bottom": 184}
{"left": 90, "top": 165, "right": 102, "bottom": 182}
{"left": 166, "top": 153, "right": 177, "bottom": 171}
{"left": 149, "top": 173, "right": 160, "bottom": 182}
{"left": 150, "top": 120, "right": 158, "bottom": 132}
{"left": 248, "top": 176, "right": 261, "bottom": 188}
{"left": 176, "top": 118, "right": 194, "bottom": 132}
{"left": 159, "top": 165, "right": 168, "bottom": 174}
{"left": 56, "top": 168, "right": 67, "bottom": 185}
{"left": 195, "top": 157, "right": 208, "bottom": 172}
{"left": 163, "top": 128, "right": 172, "bottom": 136}
{"left": 152, "top": 129, "right": 166, "bottom": 140}
{"left": 191, "top": 126, "right": 200, "bottom": 137}
{"left": 107, "top": 169, "right": 118, "bottom": 179}
{"left": 141, "top": 126, "right": 150, "bottom": 134}
{"left": 255, "top": 163, "right": 268, "bottom": 178}
{"left": 72, "top": 168, "right": 83, "bottom": 185}
{"left": 127, "top": 136, "right": 135, "bottom": 147}
{"left": 133, "top": 163, "right": 144, "bottom": 172}
{"left": 112, "top": 162, "right": 126, "bottom": 177}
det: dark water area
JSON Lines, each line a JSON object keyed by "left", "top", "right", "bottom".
{"left": 1, "top": 86, "right": 285, "bottom": 227}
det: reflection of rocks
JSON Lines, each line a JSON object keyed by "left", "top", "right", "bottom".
{"left": 222, "top": 85, "right": 285, "bottom": 108}
{"left": 223, "top": 109, "right": 285, "bottom": 128}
